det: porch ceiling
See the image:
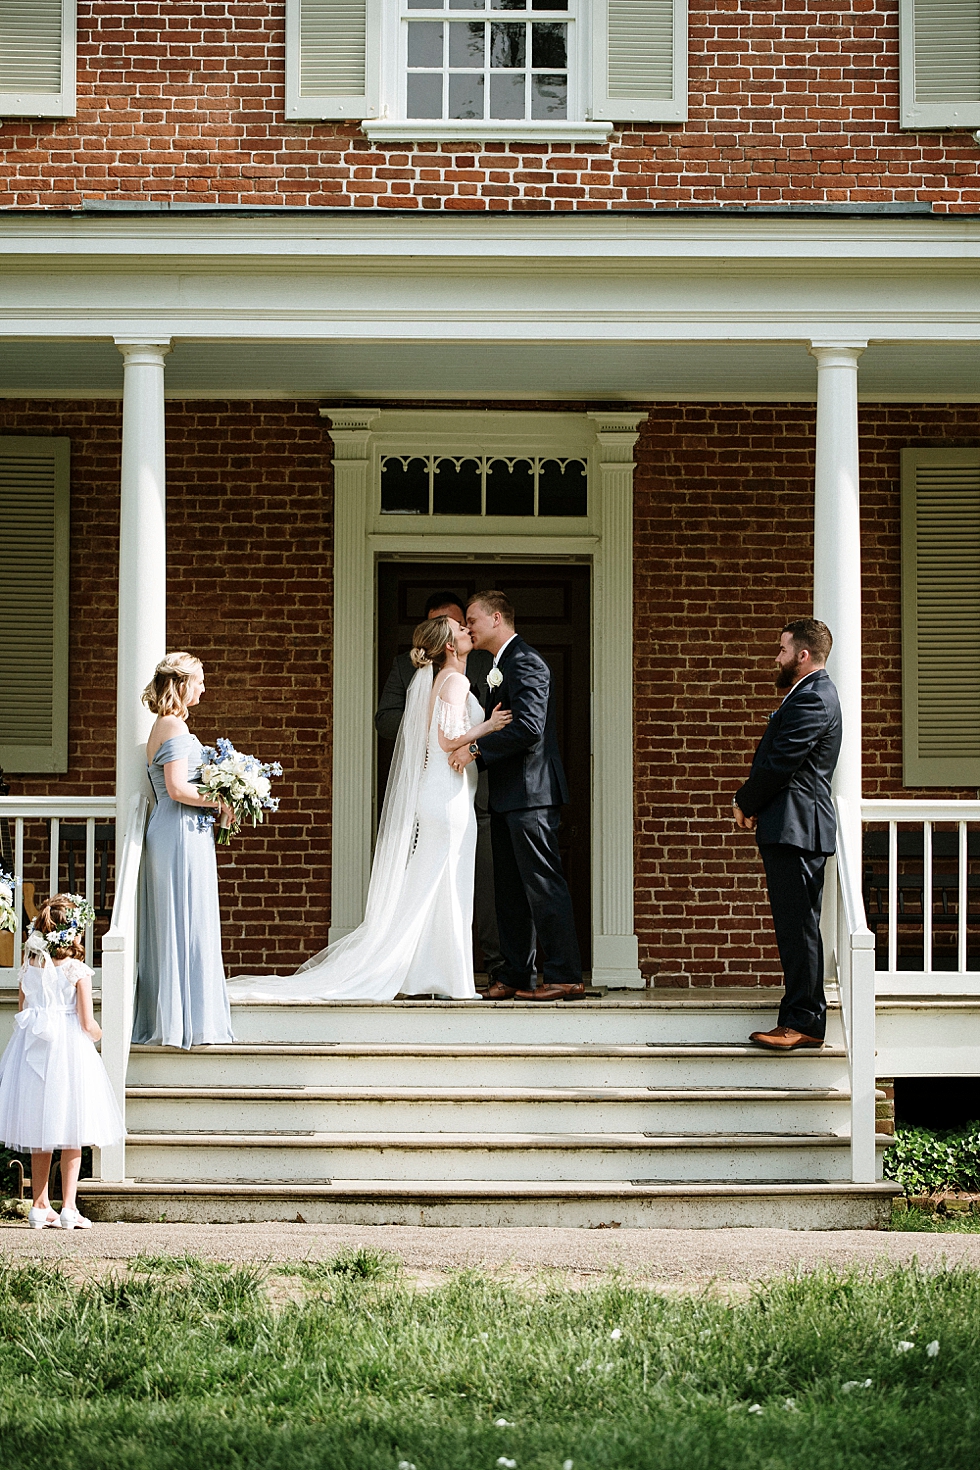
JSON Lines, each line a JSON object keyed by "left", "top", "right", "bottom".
{"left": 0, "top": 338, "right": 978, "bottom": 401}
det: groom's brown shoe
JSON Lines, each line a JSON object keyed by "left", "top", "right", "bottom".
{"left": 486, "top": 981, "right": 517, "bottom": 1000}
{"left": 515, "top": 984, "right": 566, "bottom": 1001}
{"left": 749, "top": 1025, "right": 824, "bottom": 1051}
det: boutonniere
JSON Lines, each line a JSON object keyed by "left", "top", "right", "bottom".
{"left": 487, "top": 667, "right": 503, "bottom": 690}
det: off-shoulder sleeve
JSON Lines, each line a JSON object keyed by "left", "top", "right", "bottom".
{"left": 436, "top": 698, "right": 470, "bottom": 740}
{"left": 152, "top": 734, "right": 197, "bottom": 766}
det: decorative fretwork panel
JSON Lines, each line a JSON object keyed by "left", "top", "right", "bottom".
{"left": 380, "top": 454, "right": 588, "bottom": 516}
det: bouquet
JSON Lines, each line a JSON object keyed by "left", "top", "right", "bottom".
{"left": 197, "top": 738, "right": 282, "bottom": 846}
{"left": 0, "top": 868, "right": 16, "bottom": 935}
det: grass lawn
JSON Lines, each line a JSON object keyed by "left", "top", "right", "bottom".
{"left": 0, "top": 1252, "right": 977, "bottom": 1470}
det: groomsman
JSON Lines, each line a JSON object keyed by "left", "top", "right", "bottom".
{"left": 733, "top": 619, "right": 842, "bottom": 1050}
{"left": 375, "top": 589, "right": 504, "bottom": 984}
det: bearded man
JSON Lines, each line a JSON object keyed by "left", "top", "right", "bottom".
{"left": 733, "top": 619, "right": 842, "bottom": 1051}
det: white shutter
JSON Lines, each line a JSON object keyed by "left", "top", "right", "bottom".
{"left": 902, "top": 448, "right": 980, "bottom": 785}
{"left": 0, "top": 439, "right": 70, "bottom": 774}
{"left": 285, "top": 0, "right": 381, "bottom": 121}
{"left": 900, "top": 0, "right": 980, "bottom": 128}
{"left": 0, "top": 0, "right": 76, "bottom": 118}
{"left": 591, "top": 0, "right": 687, "bottom": 124}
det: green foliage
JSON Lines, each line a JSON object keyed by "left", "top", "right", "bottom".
{"left": 883, "top": 1122, "right": 980, "bottom": 1196}
{"left": 0, "top": 1260, "right": 977, "bottom": 1469}
{"left": 888, "top": 1205, "right": 980, "bottom": 1233}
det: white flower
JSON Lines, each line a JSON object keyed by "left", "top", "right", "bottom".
{"left": 494, "top": 1419, "right": 514, "bottom": 1427}
{"left": 497, "top": 1460, "right": 517, "bottom": 1469}
{"left": 0, "top": 880, "right": 12, "bottom": 904}
{"left": 748, "top": 1404, "right": 763, "bottom": 1415}
{"left": 610, "top": 1328, "right": 622, "bottom": 1341}
{"left": 842, "top": 1379, "right": 872, "bottom": 1392}
{"left": 487, "top": 667, "right": 503, "bottom": 689}
{"left": 895, "top": 1341, "right": 915, "bottom": 1354}
{"left": 563, "top": 1462, "right": 574, "bottom": 1470}
{"left": 783, "top": 1398, "right": 797, "bottom": 1411}
{"left": 926, "top": 1340, "right": 940, "bottom": 1357}
{"left": 479, "top": 1332, "right": 489, "bottom": 1341}
{"left": 397, "top": 1463, "right": 416, "bottom": 1470}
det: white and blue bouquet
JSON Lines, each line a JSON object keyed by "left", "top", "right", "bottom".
{"left": 197, "top": 738, "right": 283, "bottom": 846}
{"left": 0, "top": 868, "right": 16, "bottom": 935}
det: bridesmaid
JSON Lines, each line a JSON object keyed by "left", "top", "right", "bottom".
{"left": 133, "top": 652, "right": 235, "bottom": 1049}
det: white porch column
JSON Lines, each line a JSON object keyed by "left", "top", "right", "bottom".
{"left": 588, "top": 413, "right": 645, "bottom": 987}
{"left": 114, "top": 339, "right": 171, "bottom": 824}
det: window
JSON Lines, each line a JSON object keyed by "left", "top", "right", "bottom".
{"left": 900, "top": 0, "right": 980, "bottom": 128}
{"left": 0, "top": 438, "right": 70, "bottom": 774}
{"left": 286, "top": 0, "right": 687, "bottom": 135}
{"left": 0, "top": 0, "right": 76, "bottom": 119}
{"left": 901, "top": 447, "right": 980, "bottom": 785}
{"left": 381, "top": 454, "right": 588, "bottom": 515}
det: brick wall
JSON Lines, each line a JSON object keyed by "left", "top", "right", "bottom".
{"left": 1, "top": 1, "right": 979, "bottom": 212}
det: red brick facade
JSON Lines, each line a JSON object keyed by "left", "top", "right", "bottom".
{"left": 2, "top": 1, "right": 980, "bottom": 212}
{"left": 2, "top": 399, "right": 977, "bottom": 981}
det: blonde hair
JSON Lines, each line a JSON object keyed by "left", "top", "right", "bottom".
{"left": 141, "top": 652, "right": 203, "bottom": 719}
{"left": 409, "top": 617, "right": 456, "bottom": 673}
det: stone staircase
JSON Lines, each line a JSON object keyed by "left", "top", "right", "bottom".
{"left": 79, "top": 993, "right": 899, "bottom": 1228}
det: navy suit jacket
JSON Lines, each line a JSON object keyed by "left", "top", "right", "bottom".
{"left": 476, "top": 635, "right": 569, "bottom": 812}
{"left": 735, "top": 668, "right": 842, "bottom": 855}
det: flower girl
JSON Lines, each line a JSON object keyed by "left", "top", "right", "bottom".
{"left": 0, "top": 893, "right": 124, "bottom": 1230}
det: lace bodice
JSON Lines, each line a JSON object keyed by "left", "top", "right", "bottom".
{"left": 20, "top": 957, "right": 89, "bottom": 1011}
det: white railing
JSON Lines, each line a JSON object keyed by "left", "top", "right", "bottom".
{"left": 0, "top": 796, "right": 117, "bottom": 982}
{"left": 861, "top": 800, "right": 980, "bottom": 996}
{"left": 98, "top": 793, "right": 148, "bottom": 1183}
{"left": 832, "top": 795, "right": 877, "bottom": 1183}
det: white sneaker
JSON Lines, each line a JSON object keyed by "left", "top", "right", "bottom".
{"left": 28, "top": 1206, "right": 61, "bottom": 1230}
{"left": 58, "top": 1207, "right": 93, "bottom": 1231}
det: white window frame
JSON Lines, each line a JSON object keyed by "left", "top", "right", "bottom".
{"left": 0, "top": 0, "right": 76, "bottom": 119}
{"left": 900, "top": 0, "right": 980, "bottom": 129}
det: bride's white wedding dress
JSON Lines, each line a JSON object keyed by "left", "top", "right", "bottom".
{"left": 226, "top": 667, "right": 480, "bottom": 1002}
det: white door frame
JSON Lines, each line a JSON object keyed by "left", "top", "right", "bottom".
{"left": 323, "top": 407, "right": 645, "bottom": 987}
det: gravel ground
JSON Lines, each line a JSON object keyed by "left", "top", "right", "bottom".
{"left": 2, "top": 1220, "right": 979, "bottom": 1281}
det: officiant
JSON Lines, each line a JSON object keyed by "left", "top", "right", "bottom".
{"left": 375, "top": 590, "right": 504, "bottom": 984}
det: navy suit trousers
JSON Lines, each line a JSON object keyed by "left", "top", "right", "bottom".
{"left": 490, "top": 806, "right": 581, "bottom": 988}
{"left": 760, "top": 844, "right": 827, "bottom": 1040}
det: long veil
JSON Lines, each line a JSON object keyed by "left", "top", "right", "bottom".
{"left": 226, "top": 665, "right": 435, "bottom": 1000}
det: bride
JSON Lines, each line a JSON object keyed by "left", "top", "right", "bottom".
{"left": 226, "top": 617, "right": 511, "bottom": 1002}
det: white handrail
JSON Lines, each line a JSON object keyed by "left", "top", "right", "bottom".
{"left": 98, "top": 792, "right": 148, "bottom": 1184}
{"left": 833, "top": 795, "right": 877, "bottom": 1183}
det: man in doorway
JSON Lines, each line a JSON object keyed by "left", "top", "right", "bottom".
{"left": 733, "top": 619, "right": 842, "bottom": 1050}
{"left": 453, "top": 590, "right": 584, "bottom": 1002}
{"left": 375, "top": 589, "right": 504, "bottom": 985}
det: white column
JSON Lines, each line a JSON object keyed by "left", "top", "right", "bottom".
{"left": 114, "top": 340, "right": 171, "bottom": 825}
{"left": 588, "top": 413, "right": 646, "bottom": 987}
{"left": 322, "top": 409, "right": 379, "bottom": 941}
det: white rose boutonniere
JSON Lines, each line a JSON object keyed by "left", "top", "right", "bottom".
{"left": 487, "top": 667, "right": 503, "bottom": 690}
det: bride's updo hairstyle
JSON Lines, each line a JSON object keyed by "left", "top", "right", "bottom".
{"left": 141, "top": 652, "right": 203, "bottom": 719}
{"left": 410, "top": 617, "right": 457, "bottom": 673}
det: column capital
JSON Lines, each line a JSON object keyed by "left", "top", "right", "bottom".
{"left": 114, "top": 338, "right": 172, "bottom": 366}
{"left": 587, "top": 412, "right": 646, "bottom": 464}
{"left": 807, "top": 341, "right": 867, "bottom": 366}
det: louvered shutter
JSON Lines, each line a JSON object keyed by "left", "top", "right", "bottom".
{"left": 902, "top": 448, "right": 980, "bottom": 785}
{"left": 285, "top": 0, "right": 381, "bottom": 121}
{"left": 591, "top": 0, "right": 687, "bottom": 124}
{"left": 900, "top": 0, "right": 980, "bottom": 128}
{"left": 0, "top": 439, "right": 70, "bottom": 774}
{"left": 0, "top": 0, "right": 76, "bottom": 118}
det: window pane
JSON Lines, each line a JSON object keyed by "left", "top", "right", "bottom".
{"left": 490, "top": 71, "right": 525, "bottom": 117}
{"left": 537, "top": 460, "right": 587, "bottom": 516}
{"left": 532, "top": 0, "right": 568, "bottom": 8}
{"left": 531, "top": 21, "right": 566, "bottom": 67}
{"left": 492, "top": 0, "right": 528, "bottom": 9}
{"left": 382, "top": 459, "right": 429, "bottom": 514}
{"left": 407, "top": 22, "right": 444, "bottom": 67}
{"left": 490, "top": 22, "right": 525, "bottom": 66}
{"left": 449, "top": 71, "right": 485, "bottom": 117}
{"left": 531, "top": 72, "right": 566, "bottom": 118}
{"left": 449, "top": 21, "right": 484, "bottom": 65}
{"left": 433, "top": 459, "right": 482, "bottom": 515}
{"left": 407, "top": 72, "right": 444, "bottom": 116}
{"left": 486, "top": 459, "right": 534, "bottom": 515}
{"left": 450, "top": 0, "right": 485, "bottom": 7}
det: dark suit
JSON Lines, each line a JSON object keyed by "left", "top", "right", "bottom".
{"left": 375, "top": 647, "right": 502, "bottom": 976}
{"left": 735, "top": 668, "right": 842, "bottom": 1039}
{"left": 476, "top": 635, "right": 581, "bottom": 988}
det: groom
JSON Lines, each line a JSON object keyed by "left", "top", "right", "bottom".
{"left": 452, "top": 590, "right": 584, "bottom": 1002}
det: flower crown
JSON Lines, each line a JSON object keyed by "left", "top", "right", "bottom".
{"left": 26, "top": 894, "right": 96, "bottom": 955}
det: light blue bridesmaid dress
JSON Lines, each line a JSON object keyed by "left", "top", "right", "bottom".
{"left": 133, "top": 732, "right": 234, "bottom": 1048}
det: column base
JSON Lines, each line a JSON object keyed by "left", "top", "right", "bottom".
{"left": 591, "top": 932, "right": 643, "bottom": 988}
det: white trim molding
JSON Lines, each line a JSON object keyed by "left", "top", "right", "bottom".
{"left": 321, "top": 407, "right": 646, "bottom": 986}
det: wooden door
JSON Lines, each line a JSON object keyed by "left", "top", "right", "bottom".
{"left": 376, "top": 561, "right": 592, "bottom": 969}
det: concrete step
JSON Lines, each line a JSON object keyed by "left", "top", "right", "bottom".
{"left": 123, "top": 1130, "right": 889, "bottom": 1184}
{"left": 125, "top": 1084, "right": 852, "bottom": 1135}
{"left": 78, "top": 1177, "right": 902, "bottom": 1229}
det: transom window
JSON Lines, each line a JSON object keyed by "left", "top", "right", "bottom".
{"left": 403, "top": 0, "right": 573, "bottom": 122}
{"left": 381, "top": 454, "right": 588, "bottom": 516}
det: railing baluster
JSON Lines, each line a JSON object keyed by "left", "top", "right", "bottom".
{"left": 923, "top": 820, "right": 933, "bottom": 974}
{"left": 888, "top": 820, "right": 898, "bottom": 975}
{"left": 959, "top": 821, "right": 968, "bottom": 974}
{"left": 48, "top": 816, "right": 59, "bottom": 900}
{"left": 13, "top": 817, "right": 24, "bottom": 972}
{"left": 85, "top": 817, "right": 96, "bottom": 969}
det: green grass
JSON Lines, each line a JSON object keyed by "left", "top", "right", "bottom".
{"left": 0, "top": 1258, "right": 978, "bottom": 1469}
{"left": 888, "top": 1205, "right": 980, "bottom": 1233}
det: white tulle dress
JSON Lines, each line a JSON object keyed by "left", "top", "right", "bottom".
{"left": 227, "top": 668, "right": 480, "bottom": 1001}
{"left": 0, "top": 954, "right": 125, "bottom": 1153}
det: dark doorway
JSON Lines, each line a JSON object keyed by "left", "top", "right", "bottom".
{"left": 376, "top": 560, "right": 592, "bottom": 970}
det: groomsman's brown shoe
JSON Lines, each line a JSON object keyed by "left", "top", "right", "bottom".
{"left": 749, "top": 1025, "right": 824, "bottom": 1051}
{"left": 486, "top": 981, "right": 518, "bottom": 1000}
{"left": 515, "top": 984, "right": 566, "bottom": 1001}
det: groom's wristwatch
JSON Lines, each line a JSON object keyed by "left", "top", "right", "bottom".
{"left": 468, "top": 743, "right": 480, "bottom": 756}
